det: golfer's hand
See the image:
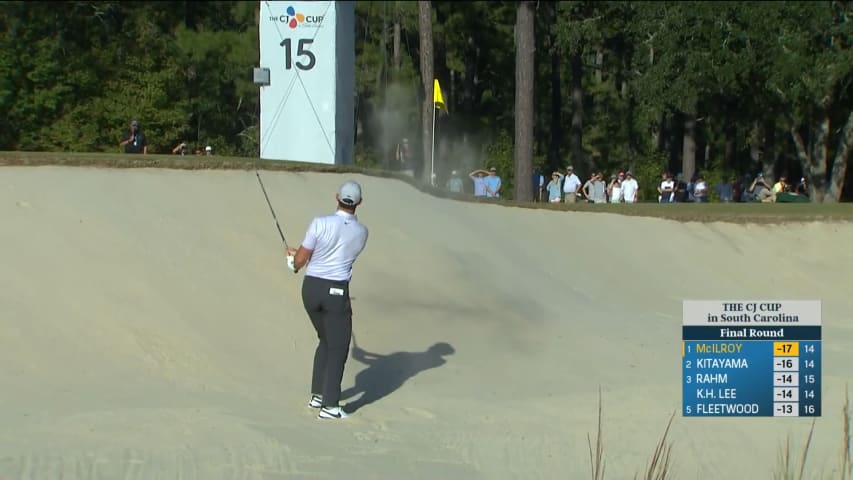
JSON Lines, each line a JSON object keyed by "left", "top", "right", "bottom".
{"left": 286, "top": 247, "right": 297, "bottom": 257}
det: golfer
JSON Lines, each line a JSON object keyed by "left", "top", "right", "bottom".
{"left": 286, "top": 180, "right": 369, "bottom": 420}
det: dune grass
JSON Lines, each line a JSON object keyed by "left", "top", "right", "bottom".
{"left": 773, "top": 418, "right": 817, "bottom": 480}
{"left": 587, "top": 385, "right": 851, "bottom": 479}
{"left": 2, "top": 150, "right": 853, "bottom": 224}
{"left": 587, "top": 387, "right": 675, "bottom": 480}
{"left": 771, "top": 384, "right": 852, "bottom": 480}
{"left": 636, "top": 411, "right": 676, "bottom": 480}
{"left": 588, "top": 387, "right": 606, "bottom": 480}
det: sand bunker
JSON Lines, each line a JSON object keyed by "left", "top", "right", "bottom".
{"left": 1, "top": 166, "right": 851, "bottom": 479}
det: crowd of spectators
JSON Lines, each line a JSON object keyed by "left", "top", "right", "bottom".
{"left": 119, "top": 118, "right": 215, "bottom": 157}
{"left": 443, "top": 164, "right": 811, "bottom": 204}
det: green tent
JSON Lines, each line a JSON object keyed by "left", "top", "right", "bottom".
{"left": 776, "top": 192, "right": 810, "bottom": 203}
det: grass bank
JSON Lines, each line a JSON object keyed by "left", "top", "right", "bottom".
{"left": 2, "top": 151, "right": 852, "bottom": 225}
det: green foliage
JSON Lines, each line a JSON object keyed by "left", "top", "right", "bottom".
{"left": 481, "top": 130, "right": 515, "bottom": 200}
{"left": 700, "top": 159, "right": 727, "bottom": 203}
{"left": 632, "top": 150, "right": 667, "bottom": 203}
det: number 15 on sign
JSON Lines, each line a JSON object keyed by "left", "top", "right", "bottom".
{"left": 280, "top": 38, "right": 316, "bottom": 71}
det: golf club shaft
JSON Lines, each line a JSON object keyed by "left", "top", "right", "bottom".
{"left": 255, "top": 169, "right": 290, "bottom": 249}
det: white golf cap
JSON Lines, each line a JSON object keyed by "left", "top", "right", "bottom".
{"left": 338, "top": 180, "right": 362, "bottom": 206}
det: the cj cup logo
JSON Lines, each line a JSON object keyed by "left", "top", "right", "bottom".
{"left": 270, "top": 6, "right": 324, "bottom": 29}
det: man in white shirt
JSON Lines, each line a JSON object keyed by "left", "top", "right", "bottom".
{"left": 562, "top": 166, "right": 582, "bottom": 203}
{"left": 287, "top": 180, "right": 369, "bottom": 420}
{"left": 621, "top": 171, "right": 639, "bottom": 203}
{"left": 658, "top": 173, "right": 675, "bottom": 203}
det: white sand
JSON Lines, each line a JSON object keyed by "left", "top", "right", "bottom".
{"left": 1, "top": 165, "right": 851, "bottom": 479}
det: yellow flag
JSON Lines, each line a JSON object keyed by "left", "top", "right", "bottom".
{"left": 433, "top": 78, "right": 446, "bottom": 111}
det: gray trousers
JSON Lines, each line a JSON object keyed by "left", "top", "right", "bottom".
{"left": 301, "top": 275, "right": 352, "bottom": 407}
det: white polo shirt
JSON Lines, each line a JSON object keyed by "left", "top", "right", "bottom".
{"left": 302, "top": 210, "right": 369, "bottom": 282}
{"left": 563, "top": 173, "right": 581, "bottom": 193}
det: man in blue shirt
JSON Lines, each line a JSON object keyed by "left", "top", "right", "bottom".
{"left": 483, "top": 167, "right": 502, "bottom": 198}
{"left": 469, "top": 169, "right": 489, "bottom": 198}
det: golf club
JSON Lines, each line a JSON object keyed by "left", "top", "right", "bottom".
{"left": 255, "top": 168, "right": 289, "bottom": 250}
{"left": 255, "top": 168, "right": 301, "bottom": 274}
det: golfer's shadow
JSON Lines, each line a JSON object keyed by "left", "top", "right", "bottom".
{"left": 341, "top": 339, "right": 455, "bottom": 413}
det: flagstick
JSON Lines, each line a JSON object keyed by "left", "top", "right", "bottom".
{"left": 430, "top": 101, "right": 436, "bottom": 187}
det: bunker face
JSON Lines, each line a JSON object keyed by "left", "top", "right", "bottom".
{"left": 1, "top": 166, "right": 852, "bottom": 479}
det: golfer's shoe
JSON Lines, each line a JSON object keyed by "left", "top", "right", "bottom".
{"left": 318, "top": 406, "right": 348, "bottom": 420}
{"left": 308, "top": 394, "right": 323, "bottom": 409}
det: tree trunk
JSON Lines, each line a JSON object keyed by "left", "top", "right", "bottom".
{"left": 418, "top": 1, "right": 434, "bottom": 184}
{"left": 569, "top": 53, "right": 583, "bottom": 170}
{"left": 393, "top": 8, "right": 401, "bottom": 75}
{"left": 682, "top": 113, "right": 696, "bottom": 180}
{"left": 594, "top": 48, "right": 603, "bottom": 84}
{"left": 762, "top": 118, "right": 777, "bottom": 178}
{"left": 825, "top": 110, "right": 853, "bottom": 202}
{"left": 548, "top": 2, "right": 561, "bottom": 172}
{"left": 724, "top": 109, "right": 736, "bottom": 173}
{"left": 462, "top": 37, "right": 477, "bottom": 114}
{"left": 514, "top": 1, "right": 535, "bottom": 202}
{"left": 378, "top": 3, "right": 387, "bottom": 91}
{"left": 790, "top": 115, "right": 830, "bottom": 202}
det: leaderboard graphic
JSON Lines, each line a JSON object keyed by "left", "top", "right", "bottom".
{"left": 682, "top": 300, "right": 822, "bottom": 417}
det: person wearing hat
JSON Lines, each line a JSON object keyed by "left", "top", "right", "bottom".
{"left": 468, "top": 169, "right": 490, "bottom": 198}
{"left": 286, "top": 180, "right": 369, "bottom": 420}
{"left": 119, "top": 119, "right": 147, "bottom": 154}
{"left": 562, "top": 166, "right": 581, "bottom": 203}
{"left": 484, "top": 167, "right": 502, "bottom": 198}
{"left": 609, "top": 173, "right": 623, "bottom": 203}
{"left": 547, "top": 171, "right": 564, "bottom": 203}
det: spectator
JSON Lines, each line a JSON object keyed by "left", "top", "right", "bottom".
{"left": 773, "top": 175, "right": 788, "bottom": 194}
{"left": 547, "top": 171, "right": 564, "bottom": 203}
{"left": 172, "top": 142, "right": 189, "bottom": 156}
{"left": 658, "top": 173, "right": 676, "bottom": 203}
{"left": 657, "top": 172, "right": 667, "bottom": 202}
{"left": 749, "top": 173, "right": 774, "bottom": 202}
{"left": 484, "top": 167, "right": 502, "bottom": 198}
{"left": 674, "top": 173, "right": 689, "bottom": 202}
{"left": 532, "top": 168, "right": 545, "bottom": 202}
{"left": 608, "top": 174, "right": 623, "bottom": 203}
{"left": 396, "top": 138, "right": 413, "bottom": 176}
{"left": 686, "top": 174, "right": 697, "bottom": 202}
{"left": 446, "top": 170, "right": 464, "bottom": 193}
{"left": 694, "top": 174, "right": 709, "bottom": 203}
{"left": 562, "top": 166, "right": 582, "bottom": 203}
{"left": 716, "top": 177, "right": 734, "bottom": 202}
{"left": 468, "top": 169, "right": 489, "bottom": 198}
{"left": 740, "top": 174, "right": 754, "bottom": 202}
{"left": 583, "top": 172, "right": 607, "bottom": 204}
{"left": 795, "top": 177, "right": 809, "bottom": 196}
{"left": 205, "top": 145, "right": 213, "bottom": 156}
{"left": 120, "top": 119, "right": 147, "bottom": 154}
{"left": 621, "top": 171, "right": 639, "bottom": 203}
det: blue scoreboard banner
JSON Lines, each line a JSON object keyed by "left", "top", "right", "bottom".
{"left": 682, "top": 300, "right": 822, "bottom": 417}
